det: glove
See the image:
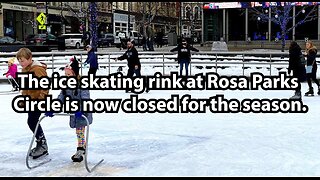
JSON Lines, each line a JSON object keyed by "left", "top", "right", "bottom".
{"left": 3, "top": 73, "right": 6, "bottom": 76}
{"left": 45, "top": 112, "right": 54, "bottom": 117}
{"left": 75, "top": 111, "right": 83, "bottom": 118}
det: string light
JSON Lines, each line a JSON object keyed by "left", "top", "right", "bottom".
{"left": 89, "top": 2, "right": 98, "bottom": 51}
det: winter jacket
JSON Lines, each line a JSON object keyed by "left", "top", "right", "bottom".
{"left": 85, "top": 50, "right": 99, "bottom": 69}
{"left": 21, "top": 60, "right": 49, "bottom": 100}
{"left": 5, "top": 64, "right": 18, "bottom": 78}
{"left": 170, "top": 44, "right": 199, "bottom": 63}
{"left": 288, "top": 45, "right": 306, "bottom": 82}
{"left": 57, "top": 88, "right": 93, "bottom": 129}
{"left": 117, "top": 46, "right": 141, "bottom": 69}
{"left": 306, "top": 47, "right": 318, "bottom": 73}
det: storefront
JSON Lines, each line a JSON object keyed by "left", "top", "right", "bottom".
{"left": 113, "top": 12, "right": 135, "bottom": 36}
{"left": 1, "top": 3, "right": 34, "bottom": 41}
{"left": 203, "top": 2, "right": 320, "bottom": 42}
{"left": 97, "top": 13, "right": 112, "bottom": 35}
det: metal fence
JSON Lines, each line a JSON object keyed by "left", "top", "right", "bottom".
{"left": 0, "top": 51, "right": 318, "bottom": 78}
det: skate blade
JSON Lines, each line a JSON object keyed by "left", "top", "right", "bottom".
{"left": 304, "top": 94, "right": 314, "bottom": 97}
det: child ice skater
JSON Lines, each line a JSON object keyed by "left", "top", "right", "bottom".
{"left": 45, "top": 57, "right": 93, "bottom": 162}
{"left": 3, "top": 58, "right": 19, "bottom": 91}
{"left": 16, "top": 48, "right": 49, "bottom": 159}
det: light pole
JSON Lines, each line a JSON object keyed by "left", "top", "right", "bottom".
{"left": 128, "top": 2, "right": 131, "bottom": 36}
{"left": 45, "top": 2, "right": 49, "bottom": 34}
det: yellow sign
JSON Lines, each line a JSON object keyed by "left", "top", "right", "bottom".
{"left": 38, "top": 25, "right": 46, "bottom": 30}
{"left": 36, "top": 13, "right": 46, "bottom": 25}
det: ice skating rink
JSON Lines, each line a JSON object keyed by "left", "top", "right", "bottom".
{"left": 0, "top": 80, "right": 320, "bottom": 177}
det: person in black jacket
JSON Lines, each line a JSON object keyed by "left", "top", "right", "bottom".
{"left": 170, "top": 38, "right": 199, "bottom": 77}
{"left": 288, "top": 41, "right": 306, "bottom": 100}
{"left": 116, "top": 39, "right": 141, "bottom": 77}
{"left": 304, "top": 40, "right": 319, "bottom": 96}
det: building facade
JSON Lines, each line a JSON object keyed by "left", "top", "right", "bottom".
{"left": 0, "top": 2, "right": 113, "bottom": 41}
{"left": 0, "top": 2, "right": 179, "bottom": 41}
{"left": 112, "top": 2, "right": 179, "bottom": 37}
{"left": 180, "top": 2, "right": 203, "bottom": 43}
{"left": 202, "top": 2, "right": 320, "bottom": 42}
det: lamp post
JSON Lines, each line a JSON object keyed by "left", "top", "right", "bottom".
{"left": 128, "top": 2, "right": 131, "bottom": 36}
{"left": 45, "top": 2, "right": 49, "bottom": 34}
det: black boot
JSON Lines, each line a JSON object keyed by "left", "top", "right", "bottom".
{"left": 290, "top": 91, "right": 301, "bottom": 100}
{"left": 71, "top": 147, "right": 86, "bottom": 162}
{"left": 305, "top": 87, "right": 314, "bottom": 96}
{"left": 29, "top": 136, "right": 48, "bottom": 159}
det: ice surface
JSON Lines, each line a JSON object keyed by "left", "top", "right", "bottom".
{"left": 0, "top": 59, "right": 320, "bottom": 177}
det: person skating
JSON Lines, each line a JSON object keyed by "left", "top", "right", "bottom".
{"left": 45, "top": 57, "right": 93, "bottom": 162}
{"left": 115, "top": 40, "right": 141, "bottom": 93}
{"left": 116, "top": 40, "right": 141, "bottom": 77}
{"left": 3, "top": 58, "right": 19, "bottom": 91}
{"left": 16, "top": 48, "right": 50, "bottom": 159}
{"left": 288, "top": 41, "right": 306, "bottom": 100}
{"left": 304, "top": 40, "right": 320, "bottom": 96}
{"left": 170, "top": 38, "right": 199, "bottom": 77}
{"left": 84, "top": 45, "right": 99, "bottom": 76}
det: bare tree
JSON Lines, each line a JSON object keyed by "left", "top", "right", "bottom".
{"left": 135, "top": 2, "right": 166, "bottom": 38}
{"left": 249, "top": 3, "right": 318, "bottom": 52}
{"left": 61, "top": 3, "right": 88, "bottom": 23}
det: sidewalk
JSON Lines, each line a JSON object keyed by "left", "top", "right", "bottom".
{"left": 97, "top": 44, "right": 212, "bottom": 52}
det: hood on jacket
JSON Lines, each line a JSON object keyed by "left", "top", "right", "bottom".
{"left": 307, "top": 46, "right": 317, "bottom": 54}
{"left": 23, "top": 60, "right": 47, "bottom": 72}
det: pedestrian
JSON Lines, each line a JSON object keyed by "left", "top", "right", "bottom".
{"left": 82, "top": 31, "right": 91, "bottom": 50}
{"left": 147, "top": 37, "right": 154, "bottom": 51}
{"left": 156, "top": 31, "right": 164, "bottom": 48}
{"left": 3, "top": 58, "right": 19, "bottom": 91}
{"left": 115, "top": 40, "right": 141, "bottom": 92}
{"left": 288, "top": 41, "right": 306, "bottom": 100}
{"left": 84, "top": 45, "right": 99, "bottom": 75}
{"left": 16, "top": 48, "right": 49, "bottom": 159}
{"left": 304, "top": 40, "right": 320, "bottom": 96}
{"left": 142, "top": 36, "right": 147, "bottom": 51}
{"left": 170, "top": 38, "right": 199, "bottom": 77}
{"left": 45, "top": 57, "right": 93, "bottom": 162}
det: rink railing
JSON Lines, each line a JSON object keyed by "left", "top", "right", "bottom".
{"left": 1, "top": 51, "right": 317, "bottom": 77}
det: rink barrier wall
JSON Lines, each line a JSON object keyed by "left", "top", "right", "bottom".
{"left": 0, "top": 51, "right": 319, "bottom": 83}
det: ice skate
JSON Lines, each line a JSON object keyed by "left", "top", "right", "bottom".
{"left": 71, "top": 147, "right": 86, "bottom": 162}
{"left": 304, "top": 87, "right": 314, "bottom": 96}
{"left": 290, "top": 91, "right": 301, "bottom": 100}
{"left": 29, "top": 137, "right": 48, "bottom": 159}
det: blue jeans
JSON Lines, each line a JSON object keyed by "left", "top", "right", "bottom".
{"left": 127, "top": 68, "right": 141, "bottom": 77}
{"left": 179, "top": 59, "right": 190, "bottom": 76}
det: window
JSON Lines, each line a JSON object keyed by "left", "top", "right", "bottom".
{"left": 194, "top": 6, "right": 199, "bottom": 20}
{"left": 185, "top": 6, "right": 191, "bottom": 20}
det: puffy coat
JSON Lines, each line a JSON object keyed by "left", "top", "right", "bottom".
{"left": 21, "top": 60, "right": 49, "bottom": 100}
{"left": 5, "top": 64, "right": 18, "bottom": 78}
{"left": 57, "top": 89, "right": 93, "bottom": 128}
